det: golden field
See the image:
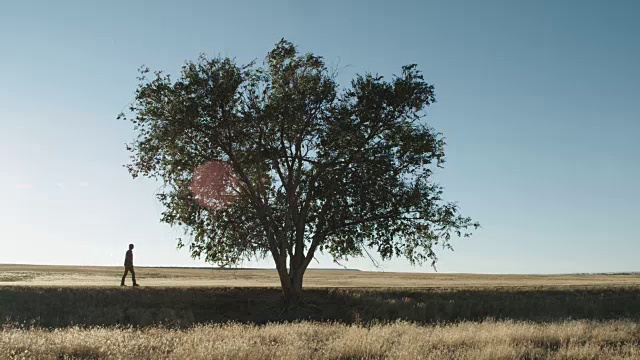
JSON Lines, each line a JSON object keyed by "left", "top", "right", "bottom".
{"left": 4, "top": 320, "right": 640, "bottom": 360}
{"left": 2, "top": 264, "right": 640, "bottom": 359}
{"left": 2, "top": 263, "right": 640, "bottom": 288}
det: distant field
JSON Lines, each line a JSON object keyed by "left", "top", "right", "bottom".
{"left": 2, "top": 263, "right": 640, "bottom": 288}
{"left": 3, "top": 264, "right": 640, "bottom": 359}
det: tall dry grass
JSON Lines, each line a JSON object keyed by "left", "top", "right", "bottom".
{"left": 2, "top": 320, "right": 640, "bottom": 359}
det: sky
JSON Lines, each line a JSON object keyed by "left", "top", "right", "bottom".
{"left": 1, "top": 0, "right": 639, "bottom": 274}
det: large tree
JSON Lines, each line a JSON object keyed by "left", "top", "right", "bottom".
{"left": 120, "top": 40, "right": 478, "bottom": 304}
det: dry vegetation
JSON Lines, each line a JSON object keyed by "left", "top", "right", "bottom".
{"left": 3, "top": 286, "right": 640, "bottom": 327}
{"left": 2, "top": 264, "right": 640, "bottom": 288}
{"left": 2, "top": 265, "right": 640, "bottom": 359}
{"left": 3, "top": 321, "right": 640, "bottom": 359}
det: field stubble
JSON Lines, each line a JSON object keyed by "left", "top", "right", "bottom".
{"left": 2, "top": 265, "right": 640, "bottom": 359}
{"left": 3, "top": 320, "right": 640, "bottom": 359}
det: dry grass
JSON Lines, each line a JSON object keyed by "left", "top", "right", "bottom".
{"left": 3, "top": 286, "right": 640, "bottom": 327}
{"left": 2, "top": 264, "right": 640, "bottom": 288}
{"left": 3, "top": 265, "right": 640, "bottom": 358}
{"left": 3, "top": 320, "right": 640, "bottom": 359}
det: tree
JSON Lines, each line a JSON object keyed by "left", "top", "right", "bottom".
{"left": 120, "top": 39, "right": 479, "bottom": 305}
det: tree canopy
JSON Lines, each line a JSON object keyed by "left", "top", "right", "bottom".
{"left": 120, "top": 39, "right": 478, "bottom": 303}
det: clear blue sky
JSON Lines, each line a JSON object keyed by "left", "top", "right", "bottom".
{"left": 1, "top": 0, "right": 639, "bottom": 273}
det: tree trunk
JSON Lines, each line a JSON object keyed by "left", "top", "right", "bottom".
{"left": 277, "top": 266, "right": 305, "bottom": 306}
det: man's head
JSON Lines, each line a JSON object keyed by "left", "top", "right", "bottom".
{"left": 129, "top": 244, "right": 134, "bottom": 250}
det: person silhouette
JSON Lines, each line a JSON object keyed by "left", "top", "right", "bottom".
{"left": 120, "top": 243, "right": 139, "bottom": 286}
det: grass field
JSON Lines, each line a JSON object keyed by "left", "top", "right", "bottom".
{"left": 3, "top": 264, "right": 640, "bottom": 288}
{"left": 2, "top": 264, "right": 640, "bottom": 359}
{"left": 5, "top": 321, "right": 640, "bottom": 359}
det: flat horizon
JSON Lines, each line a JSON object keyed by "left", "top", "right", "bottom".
{"left": 2, "top": 263, "right": 639, "bottom": 276}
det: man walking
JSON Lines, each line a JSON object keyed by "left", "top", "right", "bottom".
{"left": 120, "top": 243, "right": 139, "bottom": 286}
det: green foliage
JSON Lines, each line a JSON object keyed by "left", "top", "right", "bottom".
{"left": 119, "top": 39, "right": 478, "bottom": 295}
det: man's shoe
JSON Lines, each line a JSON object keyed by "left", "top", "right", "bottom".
{"left": 133, "top": 283, "right": 140, "bottom": 287}
{"left": 120, "top": 284, "right": 126, "bottom": 287}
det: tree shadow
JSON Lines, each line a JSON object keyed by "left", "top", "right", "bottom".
{"left": 1, "top": 286, "right": 639, "bottom": 328}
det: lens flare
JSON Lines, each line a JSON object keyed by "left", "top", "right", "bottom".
{"left": 189, "top": 161, "right": 239, "bottom": 209}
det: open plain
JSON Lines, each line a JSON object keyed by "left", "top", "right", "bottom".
{"left": 2, "top": 264, "right": 640, "bottom": 359}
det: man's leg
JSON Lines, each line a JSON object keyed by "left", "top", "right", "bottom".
{"left": 130, "top": 267, "right": 138, "bottom": 286}
{"left": 121, "top": 268, "right": 129, "bottom": 286}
